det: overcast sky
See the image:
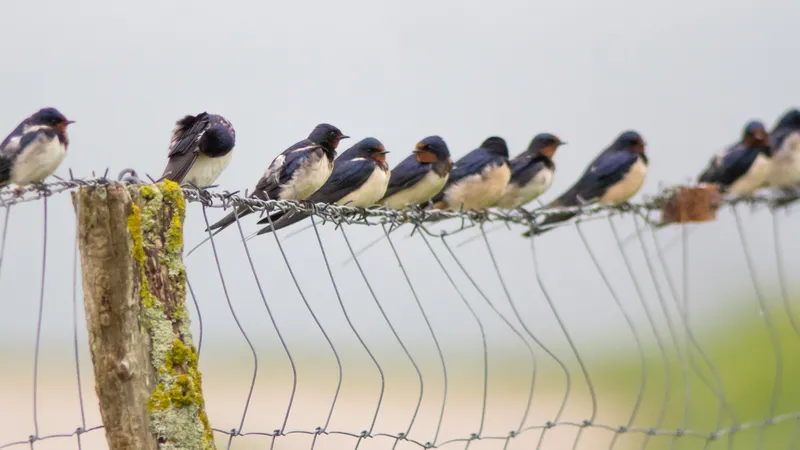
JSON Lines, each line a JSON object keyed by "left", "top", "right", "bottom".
{"left": 1, "top": 0, "right": 798, "bottom": 370}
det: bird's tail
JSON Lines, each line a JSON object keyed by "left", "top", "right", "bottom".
{"left": 205, "top": 205, "right": 255, "bottom": 232}
{"left": 256, "top": 210, "right": 312, "bottom": 235}
{"left": 522, "top": 195, "right": 579, "bottom": 237}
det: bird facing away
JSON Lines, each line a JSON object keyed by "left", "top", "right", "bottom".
{"left": 379, "top": 135, "right": 452, "bottom": 209}
{"left": 206, "top": 123, "right": 348, "bottom": 233}
{"left": 529, "top": 130, "right": 648, "bottom": 235}
{"left": 255, "top": 137, "right": 390, "bottom": 235}
{"left": 160, "top": 112, "right": 236, "bottom": 187}
{"left": 428, "top": 136, "right": 511, "bottom": 210}
{"left": 0, "top": 108, "right": 74, "bottom": 187}
{"left": 494, "top": 133, "right": 566, "bottom": 209}
{"left": 698, "top": 120, "right": 771, "bottom": 195}
{"left": 766, "top": 108, "right": 800, "bottom": 190}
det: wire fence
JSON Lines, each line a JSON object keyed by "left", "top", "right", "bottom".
{"left": 1, "top": 175, "right": 799, "bottom": 449}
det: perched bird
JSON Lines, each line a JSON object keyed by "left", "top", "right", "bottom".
{"left": 766, "top": 108, "right": 800, "bottom": 191}
{"left": 0, "top": 108, "right": 74, "bottom": 186}
{"left": 206, "top": 123, "right": 348, "bottom": 232}
{"left": 494, "top": 133, "right": 566, "bottom": 209}
{"left": 255, "top": 137, "right": 390, "bottom": 235}
{"left": 160, "top": 112, "right": 236, "bottom": 187}
{"left": 428, "top": 136, "right": 511, "bottom": 210}
{"left": 698, "top": 120, "right": 771, "bottom": 195}
{"left": 379, "top": 135, "right": 452, "bottom": 209}
{"left": 529, "top": 130, "right": 648, "bottom": 235}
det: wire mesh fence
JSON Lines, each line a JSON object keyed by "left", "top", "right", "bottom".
{"left": 1, "top": 177, "right": 799, "bottom": 449}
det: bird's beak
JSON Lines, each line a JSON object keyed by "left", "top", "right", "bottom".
{"left": 414, "top": 142, "right": 426, "bottom": 151}
{"left": 558, "top": 141, "right": 567, "bottom": 146}
{"left": 340, "top": 135, "right": 350, "bottom": 140}
{"left": 379, "top": 150, "right": 390, "bottom": 154}
{"left": 65, "top": 120, "right": 76, "bottom": 125}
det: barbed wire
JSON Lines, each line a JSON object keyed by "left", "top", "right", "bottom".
{"left": 1, "top": 175, "right": 799, "bottom": 449}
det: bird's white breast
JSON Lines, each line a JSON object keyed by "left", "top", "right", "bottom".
{"left": 381, "top": 170, "right": 449, "bottom": 209}
{"left": 444, "top": 162, "right": 511, "bottom": 210}
{"left": 495, "top": 167, "right": 554, "bottom": 209}
{"left": 599, "top": 158, "right": 647, "bottom": 205}
{"left": 729, "top": 152, "right": 771, "bottom": 196}
{"left": 183, "top": 151, "right": 233, "bottom": 187}
{"left": 767, "top": 132, "right": 800, "bottom": 188}
{"left": 280, "top": 154, "right": 334, "bottom": 200}
{"left": 337, "top": 166, "right": 390, "bottom": 208}
{"left": 10, "top": 133, "right": 66, "bottom": 185}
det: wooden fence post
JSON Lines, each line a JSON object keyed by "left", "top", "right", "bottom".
{"left": 72, "top": 181, "right": 215, "bottom": 450}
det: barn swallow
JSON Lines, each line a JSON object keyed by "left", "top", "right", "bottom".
{"left": 698, "top": 120, "right": 771, "bottom": 195}
{"left": 379, "top": 135, "right": 452, "bottom": 209}
{"left": 428, "top": 136, "right": 511, "bottom": 210}
{"left": 206, "top": 123, "right": 348, "bottom": 232}
{"left": 0, "top": 108, "right": 74, "bottom": 186}
{"left": 528, "top": 130, "right": 648, "bottom": 235}
{"left": 766, "top": 108, "right": 800, "bottom": 191}
{"left": 160, "top": 112, "right": 236, "bottom": 187}
{"left": 495, "top": 133, "right": 566, "bottom": 209}
{"left": 255, "top": 137, "right": 390, "bottom": 235}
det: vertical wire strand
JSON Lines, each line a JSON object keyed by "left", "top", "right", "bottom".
{"left": 233, "top": 210, "right": 298, "bottom": 434}
{"left": 633, "top": 216, "right": 689, "bottom": 450}
{"left": 186, "top": 278, "right": 204, "bottom": 359}
{"left": 608, "top": 217, "right": 672, "bottom": 450}
{"left": 732, "top": 205, "right": 782, "bottom": 450}
{"left": 575, "top": 221, "right": 647, "bottom": 450}
{"left": 440, "top": 235, "right": 538, "bottom": 438}
{"left": 308, "top": 218, "right": 385, "bottom": 434}
{"left": 652, "top": 227, "right": 739, "bottom": 446}
{"left": 382, "top": 225, "right": 449, "bottom": 446}
{"left": 529, "top": 236, "right": 597, "bottom": 450}
{"left": 71, "top": 196, "right": 87, "bottom": 433}
{"left": 0, "top": 206, "right": 10, "bottom": 279}
{"left": 339, "top": 226, "right": 425, "bottom": 438}
{"left": 479, "top": 227, "right": 573, "bottom": 434}
{"left": 260, "top": 212, "right": 343, "bottom": 433}
{"left": 419, "top": 233, "right": 489, "bottom": 437}
{"left": 32, "top": 196, "right": 48, "bottom": 439}
{"left": 200, "top": 206, "right": 258, "bottom": 440}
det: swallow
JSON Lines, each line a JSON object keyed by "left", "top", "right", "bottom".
{"left": 528, "top": 130, "right": 648, "bottom": 235}
{"left": 766, "top": 108, "right": 800, "bottom": 191}
{"left": 379, "top": 135, "right": 452, "bottom": 209}
{"left": 494, "top": 133, "right": 566, "bottom": 209}
{"left": 160, "top": 112, "right": 236, "bottom": 187}
{"left": 0, "top": 108, "right": 74, "bottom": 186}
{"left": 206, "top": 123, "right": 348, "bottom": 232}
{"left": 428, "top": 136, "right": 511, "bottom": 210}
{"left": 255, "top": 137, "right": 390, "bottom": 235}
{"left": 698, "top": 120, "right": 771, "bottom": 195}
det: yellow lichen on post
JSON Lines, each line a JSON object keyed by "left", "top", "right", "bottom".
{"left": 127, "top": 181, "right": 215, "bottom": 450}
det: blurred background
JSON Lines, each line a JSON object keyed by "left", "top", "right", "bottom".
{"left": 1, "top": 0, "right": 799, "bottom": 448}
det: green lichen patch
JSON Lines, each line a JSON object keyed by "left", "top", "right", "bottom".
{"left": 127, "top": 182, "right": 214, "bottom": 449}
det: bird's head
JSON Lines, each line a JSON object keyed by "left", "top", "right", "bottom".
{"left": 613, "top": 130, "right": 646, "bottom": 154}
{"left": 30, "top": 108, "right": 74, "bottom": 135}
{"left": 345, "top": 137, "right": 390, "bottom": 163}
{"left": 527, "top": 133, "right": 566, "bottom": 159}
{"left": 199, "top": 124, "right": 236, "bottom": 156}
{"left": 480, "top": 136, "right": 509, "bottom": 158}
{"left": 309, "top": 123, "right": 349, "bottom": 150}
{"left": 774, "top": 108, "right": 800, "bottom": 131}
{"left": 414, "top": 135, "right": 451, "bottom": 164}
{"left": 742, "top": 120, "right": 768, "bottom": 146}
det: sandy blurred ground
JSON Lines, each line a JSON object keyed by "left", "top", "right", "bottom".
{"left": 0, "top": 356, "right": 636, "bottom": 450}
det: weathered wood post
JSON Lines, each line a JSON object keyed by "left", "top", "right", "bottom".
{"left": 72, "top": 181, "right": 214, "bottom": 450}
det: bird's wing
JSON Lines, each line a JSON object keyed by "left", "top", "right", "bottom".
{"left": 381, "top": 154, "right": 429, "bottom": 199}
{"left": 552, "top": 151, "right": 640, "bottom": 207}
{"left": 255, "top": 158, "right": 376, "bottom": 232}
{"left": 430, "top": 150, "right": 500, "bottom": 203}
{"left": 252, "top": 142, "right": 324, "bottom": 200}
{"left": 0, "top": 156, "right": 11, "bottom": 184}
{"left": 161, "top": 113, "right": 210, "bottom": 183}
{"left": 0, "top": 129, "right": 56, "bottom": 185}
{"left": 509, "top": 154, "right": 550, "bottom": 185}
{"left": 697, "top": 145, "right": 758, "bottom": 186}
